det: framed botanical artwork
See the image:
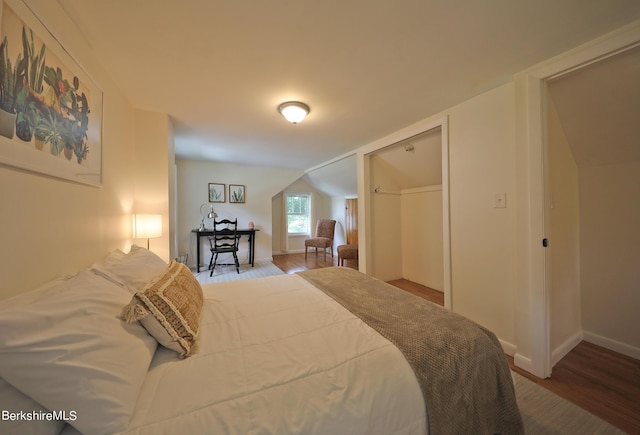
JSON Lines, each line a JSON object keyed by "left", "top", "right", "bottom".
{"left": 229, "top": 184, "right": 245, "bottom": 203}
{"left": 0, "top": 0, "right": 103, "bottom": 186}
{"left": 208, "top": 183, "right": 225, "bottom": 203}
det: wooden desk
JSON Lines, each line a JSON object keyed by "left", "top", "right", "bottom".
{"left": 192, "top": 228, "right": 258, "bottom": 272}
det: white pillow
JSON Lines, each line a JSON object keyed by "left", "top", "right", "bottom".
{"left": 0, "top": 376, "right": 66, "bottom": 435}
{"left": 89, "top": 249, "right": 128, "bottom": 288}
{"left": 91, "top": 245, "right": 166, "bottom": 293}
{"left": 91, "top": 248, "right": 126, "bottom": 269}
{"left": 0, "top": 270, "right": 158, "bottom": 435}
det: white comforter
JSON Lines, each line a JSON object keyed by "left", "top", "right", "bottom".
{"left": 63, "top": 274, "right": 426, "bottom": 435}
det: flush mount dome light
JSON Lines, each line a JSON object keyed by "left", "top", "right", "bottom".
{"left": 278, "top": 101, "right": 310, "bottom": 124}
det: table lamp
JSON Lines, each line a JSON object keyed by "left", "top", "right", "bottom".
{"left": 199, "top": 204, "right": 217, "bottom": 230}
{"left": 133, "top": 214, "right": 162, "bottom": 249}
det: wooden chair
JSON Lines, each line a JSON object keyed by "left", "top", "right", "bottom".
{"left": 208, "top": 218, "right": 240, "bottom": 276}
{"left": 304, "top": 219, "right": 336, "bottom": 261}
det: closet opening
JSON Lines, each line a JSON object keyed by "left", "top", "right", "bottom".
{"left": 361, "top": 118, "right": 451, "bottom": 308}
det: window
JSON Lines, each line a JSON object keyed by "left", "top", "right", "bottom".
{"left": 286, "top": 193, "right": 311, "bottom": 234}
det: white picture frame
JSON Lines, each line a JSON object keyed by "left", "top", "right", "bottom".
{"left": 0, "top": 0, "right": 103, "bottom": 186}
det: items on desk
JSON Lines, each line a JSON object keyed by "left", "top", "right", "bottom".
{"left": 192, "top": 227, "right": 258, "bottom": 273}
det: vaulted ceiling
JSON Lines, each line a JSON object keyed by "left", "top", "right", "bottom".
{"left": 55, "top": 0, "right": 640, "bottom": 170}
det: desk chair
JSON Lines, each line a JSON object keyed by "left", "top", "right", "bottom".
{"left": 208, "top": 218, "right": 240, "bottom": 276}
{"left": 304, "top": 219, "right": 336, "bottom": 261}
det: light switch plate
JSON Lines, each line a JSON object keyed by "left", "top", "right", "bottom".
{"left": 494, "top": 193, "right": 507, "bottom": 208}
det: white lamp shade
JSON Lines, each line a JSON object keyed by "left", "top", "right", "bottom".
{"left": 278, "top": 101, "right": 309, "bottom": 124}
{"left": 133, "top": 214, "right": 162, "bottom": 239}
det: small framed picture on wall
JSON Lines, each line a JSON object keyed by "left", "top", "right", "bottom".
{"left": 208, "top": 183, "right": 225, "bottom": 202}
{"left": 229, "top": 184, "right": 245, "bottom": 203}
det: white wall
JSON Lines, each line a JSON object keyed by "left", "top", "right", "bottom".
{"left": 330, "top": 196, "right": 349, "bottom": 250}
{"left": 368, "top": 186, "right": 444, "bottom": 288}
{"left": 580, "top": 160, "right": 640, "bottom": 355}
{"left": 359, "top": 83, "right": 518, "bottom": 350}
{"left": 370, "top": 191, "right": 403, "bottom": 281}
{"left": 176, "top": 159, "right": 302, "bottom": 269}
{"left": 401, "top": 186, "right": 444, "bottom": 291}
{"left": 133, "top": 110, "right": 174, "bottom": 262}
{"left": 446, "top": 83, "right": 518, "bottom": 347}
{"left": 0, "top": 0, "right": 149, "bottom": 299}
{"left": 548, "top": 98, "right": 582, "bottom": 365}
{"left": 369, "top": 152, "right": 403, "bottom": 281}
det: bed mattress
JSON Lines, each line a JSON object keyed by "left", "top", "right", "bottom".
{"left": 61, "top": 273, "right": 427, "bottom": 434}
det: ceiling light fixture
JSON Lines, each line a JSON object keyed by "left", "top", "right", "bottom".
{"left": 278, "top": 101, "right": 310, "bottom": 124}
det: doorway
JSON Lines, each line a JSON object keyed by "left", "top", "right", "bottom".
{"left": 345, "top": 198, "right": 358, "bottom": 245}
{"left": 546, "top": 45, "right": 640, "bottom": 365}
{"left": 359, "top": 116, "right": 452, "bottom": 308}
{"left": 515, "top": 24, "right": 640, "bottom": 377}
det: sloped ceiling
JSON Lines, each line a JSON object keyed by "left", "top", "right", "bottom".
{"left": 52, "top": 0, "right": 640, "bottom": 170}
{"left": 303, "top": 154, "right": 357, "bottom": 197}
{"left": 370, "top": 127, "right": 442, "bottom": 191}
{"left": 547, "top": 45, "right": 640, "bottom": 168}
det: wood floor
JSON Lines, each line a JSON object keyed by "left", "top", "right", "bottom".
{"left": 272, "top": 253, "right": 640, "bottom": 434}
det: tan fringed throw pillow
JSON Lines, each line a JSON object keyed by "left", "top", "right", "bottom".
{"left": 121, "top": 261, "right": 203, "bottom": 358}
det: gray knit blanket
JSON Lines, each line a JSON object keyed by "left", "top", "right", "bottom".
{"left": 298, "top": 267, "right": 523, "bottom": 435}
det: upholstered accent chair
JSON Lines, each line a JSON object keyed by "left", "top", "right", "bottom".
{"left": 304, "top": 219, "right": 337, "bottom": 261}
{"left": 337, "top": 244, "right": 358, "bottom": 266}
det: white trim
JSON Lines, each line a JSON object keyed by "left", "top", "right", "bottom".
{"left": 583, "top": 331, "right": 640, "bottom": 361}
{"left": 254, "top": 256, "right": 275, "bottom": 263}
{"left": 513, "top": 354, "right": 534, "bottom": 375}
{"left": 305, "top": 151, "right": 357, "bottom": 174}
{"left": 283, "top": 191, "right": 312, "bottom": 252}
{"left": 357, "top": 148, "right": 370, "bottom": 273}
{"left": 284, "top": 192, "right": 312, "bottom": 237}
{"left": 498, "top": 339, "right": 517, "bottom": 357}
{"left": 441, "top": 118, "right": 452, "bottom": 309}
{"left": 551, "top": 331, "right": 583, "bottom": 367}
{"left": 273, "top": 249, "right": 306, "bottom": 255}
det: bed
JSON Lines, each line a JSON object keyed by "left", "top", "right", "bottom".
{"left": 0, "top": 246, "right": 523, "bottom": 435}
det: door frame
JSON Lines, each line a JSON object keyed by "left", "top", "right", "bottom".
{"left": 514, "top": 22, "right": 640, "bottom": 378}
{"left": 357, "top": 116, "right": 452, "bottom": 309}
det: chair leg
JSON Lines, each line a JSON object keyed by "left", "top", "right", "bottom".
{"left": 233, "top": 251, "right": 240, "bottom": 274}
{"left": 210, "top": 253, "right": 218, "bottom": 277}
{"left": 305, "top": 246, "right": 308, "bottom": 260}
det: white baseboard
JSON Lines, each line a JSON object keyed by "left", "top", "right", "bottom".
{"left": 551, "top": 331, "right": 583, "bottom": 367}
{"left": 498, "top": 338, "right": 517, "bottom": 357}
{"left": 513, "top": 353, "right": 534, "bottom": 374}
{"left": 273, "top": 249, "right": 337, "bottom": 256}
{"left": 274, "top": 249, "right": 306, "bottom": 255}
{"left": 583, "top": 331, "right": 640, "bottom": 360}
{"left": 249, "top": 256, "right": 272, "bottom": 263}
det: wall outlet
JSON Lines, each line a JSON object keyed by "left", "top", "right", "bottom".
{"left": 494, "top": 192, "right": 507, "bottom": 208}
